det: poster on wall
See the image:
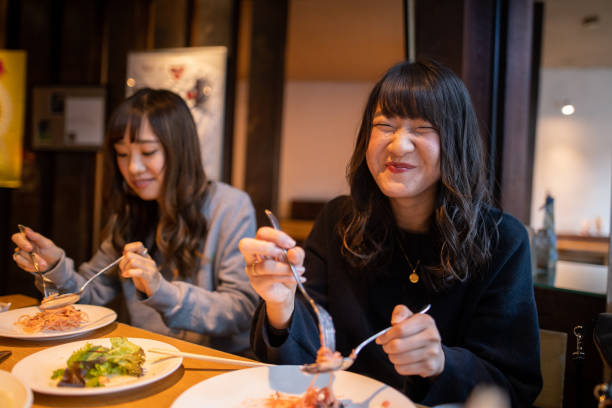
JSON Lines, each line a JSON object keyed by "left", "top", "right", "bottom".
{"left": 0, "top": 50, "right": 26, "bottom": 188}
{"left": 32, "top": 87, "right": 106, "bottom": 150}
{"left": 126, "top": 47, "right": 227, "bottom": 181}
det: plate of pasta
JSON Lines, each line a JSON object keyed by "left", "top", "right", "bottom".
{"left": 171, "top": 365, "right": 415, "bottom": 408}
{"left": 0, "top": 305, "right": 116, "bottom": 340}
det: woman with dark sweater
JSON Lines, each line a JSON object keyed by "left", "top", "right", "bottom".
{"left": 239, "top": 59, "right": 542, "bottom": 406}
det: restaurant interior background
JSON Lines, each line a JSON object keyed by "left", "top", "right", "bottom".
{"left": 0, "top": 0, "right": 610, "bottom": 406}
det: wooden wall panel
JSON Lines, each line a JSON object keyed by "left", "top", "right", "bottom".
{"left": 105, "top": 0, "right": 151, "bottom": 113}
{"left": 191, "top": 0, "right": 240, "bottom": 183}
{"left": 462, "top": 0, "right": 495, "bottom": 159}
{"left": 499, "top": 0, "right": 535, "bottom": 223}
{"left": 244, "top": 0, "right": 288, "bottom": 226}
{"left": 2, "top": 0, "right": 56, "bottom": 297}
{"left": 60, "top": 0, "right": 105, "bottom": 84}
{"left": 414, "top": 0, "right": 464, "bottom": 76}
{"left": 51, "top": 152, "right": 96, "bottom": 269}
{"left": 1, "top": 0, "right": 152, "bottom": 297}
{"left": 153, "top": 0, "right": 189, "bottom": 48}
{"left": 192, "top": 0, "right": 237, "bottom": 47}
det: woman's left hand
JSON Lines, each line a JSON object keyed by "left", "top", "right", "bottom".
{"left": 376, "top": 304, "right": 445, "bottom": 378}
{"left": 119, "top": 242, "right": 160, "bottom": 297}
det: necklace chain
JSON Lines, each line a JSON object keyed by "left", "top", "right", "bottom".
{"left": 396, "top": 235, "right": 421, "bottom": 284}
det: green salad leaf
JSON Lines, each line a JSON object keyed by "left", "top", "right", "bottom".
{"left": 52, "top": 337, "right": 145, "bottom": 387}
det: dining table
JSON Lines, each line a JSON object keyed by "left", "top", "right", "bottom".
{"left": 0, "top": 294, "right": 427, "bottom": 408}
{"left": 0, "top": 294, "right": 270, "bottom": 408}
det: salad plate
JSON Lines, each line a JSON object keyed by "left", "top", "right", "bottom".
{"left": 172, "top": 365, "right": 415, "bottom": 408}
{"left": 12, "top": 337, "right": 182, "bottom": 396}
{"left": 0, "top": 305, "right": 116, "bottom": 340}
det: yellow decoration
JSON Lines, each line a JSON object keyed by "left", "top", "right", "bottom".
{"left": 0, "top": 50, "right": 26, "bottom": 188}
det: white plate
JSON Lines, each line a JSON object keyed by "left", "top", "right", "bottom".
{"left": 0, "top": 305, "right": 117, "bottom": 340}
{"left": 172, "top": 365, "right": 415, "bottom": 408}
{"left": 11, "top": 337, "right": 182, "bottom": 396}
{"left": 0, "top": 370, "right": 33, "bottom": 408}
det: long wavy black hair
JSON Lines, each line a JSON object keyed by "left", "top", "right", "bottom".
{"left": 103, "top": 88, "right": 208, "bottom": 279}
{"left": 340, "top": 59, "right": 498, "bottom": 290}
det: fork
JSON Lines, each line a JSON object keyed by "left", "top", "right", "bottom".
{"left": 18, "top": 224, "right": 56, "bottom": 298}
{"left": 264, "top": 210, "right": 336, "bottom": 352}
{"left": 301, "top": 304, "right": 431, "bottom": 374}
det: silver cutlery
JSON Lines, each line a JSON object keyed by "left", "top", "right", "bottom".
{"left": 301, "top": 303, "right": 431, "bottom": 374}
{"left": 0, "top": 350, "right": 11, "bottom": 363}
{"left": 148, "top": 348, "right": 272, "bottom": 367}
{"left": 40, "top": 249, "right": 146, "bottom": 310}
{"left": 264, "top": 209, "right": 336, "bottom": 353}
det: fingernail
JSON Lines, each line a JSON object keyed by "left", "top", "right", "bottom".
{"left": 284, "top": 237, "right": 296, "bottom": 247}
{"left": 300, "top": 277, "right": 307, "bottom": 283}
{"left": 295, "top": 266, "right": 305, "bottom": 273}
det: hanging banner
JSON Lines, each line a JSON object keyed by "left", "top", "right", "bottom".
{"left": 0, "top": 50, "right": 26, "bottom": 188}
{"left": 126, "top": 47, "right": 227, "bottom": 181}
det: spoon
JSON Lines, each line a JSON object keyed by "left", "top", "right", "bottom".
{"left": 39, "top": 248, "right": 147, "bottom": 310}
{"left": 301, "top": 303, "right": 431, "bottom": 374}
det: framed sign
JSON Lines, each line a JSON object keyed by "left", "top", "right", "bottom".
{"left": 32, "top": 87, "right": 106, "bottom": 151}
{"left": 126, "top": 46, "right": 228, "bottom": 181}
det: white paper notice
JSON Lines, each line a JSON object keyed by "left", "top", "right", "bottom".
{"left": 64, "top": 96, "right": 105, "bottom": 146}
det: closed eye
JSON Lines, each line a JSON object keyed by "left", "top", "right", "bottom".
{"left": 373, "top": 123, "right": 394, "bottom": 130}
{"left": 414, "top": 126, "right": 437, "bottom": 135}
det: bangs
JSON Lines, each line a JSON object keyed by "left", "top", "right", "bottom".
{"left": 376, "top": 64, "right": 443, "bottom": 127}
{"left": 108, "top": 104, "right": 146, "bottom": 145}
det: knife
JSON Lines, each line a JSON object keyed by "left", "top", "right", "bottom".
{"left": 0, "top": 350, "right": 11, "bottom": 363}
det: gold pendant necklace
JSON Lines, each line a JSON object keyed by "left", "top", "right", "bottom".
{"left": 409, "top": 259, "right": 422, "bottom": 283}
{"left": 397, "top": 236, "right": 422, "bottom": 284}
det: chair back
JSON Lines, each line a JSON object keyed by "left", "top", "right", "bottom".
{"left": 535, "top": 329, "right": 568, "bottom": 408}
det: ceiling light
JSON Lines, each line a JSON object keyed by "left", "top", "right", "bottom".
{"left": 561, "top": 103, "right": 575, "bottom": 116}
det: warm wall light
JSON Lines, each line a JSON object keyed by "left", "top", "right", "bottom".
{"left": 561, "top": 103, "right": 575, "bottom": 116}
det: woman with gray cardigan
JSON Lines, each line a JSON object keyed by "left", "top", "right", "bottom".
{"left": 12, "top": 89, "right": 258, "bottom": 353}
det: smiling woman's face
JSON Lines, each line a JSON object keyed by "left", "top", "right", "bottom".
{"left": 366, "top": 109, "right": 441, "bottom": 205}
{"left": 114, "top": 118, "right": 166, "bottom": 202}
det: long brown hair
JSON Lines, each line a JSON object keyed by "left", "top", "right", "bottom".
{"left": 104, "top": 88, "right": 208, "bottom": 279}
{"left": 341, "top": 59, "right": 498, "bottom": 289}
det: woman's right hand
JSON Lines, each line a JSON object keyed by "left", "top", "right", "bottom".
{"left": 239, "top": 226, "right": 305, "bottom": 329}
{"left": 11, "top": 226, "right": 62, "bottom": 273}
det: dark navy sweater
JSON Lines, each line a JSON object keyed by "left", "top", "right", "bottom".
{"left": 251, "top": 196, "right": 542, "bottom": 407}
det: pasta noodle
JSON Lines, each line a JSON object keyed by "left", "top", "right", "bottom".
{"left": 263, "top": 373, "right": 343, "bottom": 408}
{"left": 263, "top": 386, "right": 342, "bottom": 408}
{"left": 14, "top": 305, "right": 89, "bottom": 333}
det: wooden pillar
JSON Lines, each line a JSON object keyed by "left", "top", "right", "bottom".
{"left": 150, "top": 0, "right": 240, "bottom": 183}
{"left": 105, "top": 0, "right": 151, "bottom": 113}
{"left": 191, "top": 0, "right": 240, "bottom": 183}
{"left": 608, "top": 166, "right": 612, "bottom": 314}
{"left": 244, "top": 0, "right": 288, "bottom": 226}
{"left": 413, "top": 0, "right": 536, "bottom": 224}
{"left": 152, "top": 0, "right": 190, "bottom": 48}
{"left": 499, "top": 0, "right": 534, "bottom": 222}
